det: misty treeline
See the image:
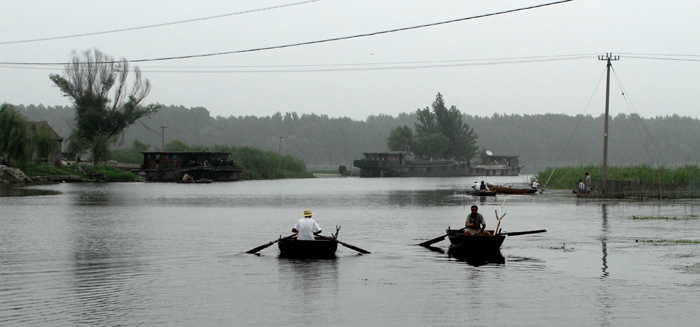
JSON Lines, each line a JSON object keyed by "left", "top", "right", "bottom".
{"left": 14, "top": 103, "right": 700, "bottom": 170}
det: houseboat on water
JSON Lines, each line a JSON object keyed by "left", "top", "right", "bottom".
{"left": 352, "top": 152, "right": 521, "bottom": 178}
{"left": 140, "top": 151, "right": 242, "bottom": 182}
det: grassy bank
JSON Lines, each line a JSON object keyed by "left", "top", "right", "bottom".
{"left": 535, "top": 165, "right": 700, "bottom": 189}
{"left": 17, "top": 163, "right": 139, "bottom": 182}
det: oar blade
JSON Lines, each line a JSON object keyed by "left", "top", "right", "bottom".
{"left": 338, "top": 241, "right": 371, "bottom": 254}
{"left": 503, "top": 229, "right": 547, "bottom": 236}
{"left": 246, "top": 234, "right": 296, "bottom": 254}
{"left": 246, "top": 240, "right": 276, "bottom": 254}
{"left": 418, "top": 236, "right": 446, "bottom": 247}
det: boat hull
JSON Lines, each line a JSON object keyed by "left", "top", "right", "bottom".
{"left": 447, "top": 232, "right": 506, "bottom": 252}
{"left": 466, "top": 190, "right": 497, "bottom": 196}
{"left": 278, "top": 238, "right": 338, "bottom": 258}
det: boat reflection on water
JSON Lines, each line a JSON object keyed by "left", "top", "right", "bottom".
{"left": 447, "top": 248, "right": 505, "bottom": 267}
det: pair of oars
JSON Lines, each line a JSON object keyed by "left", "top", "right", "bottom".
{"left": 246, "top": 234, "right": 371, "bottom": 254}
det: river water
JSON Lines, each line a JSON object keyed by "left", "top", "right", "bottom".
{"left": 1, "top": 176, "right": 699, "bottom": 326}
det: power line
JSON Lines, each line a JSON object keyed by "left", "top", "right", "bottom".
{"left": 0, "top": 54, "right": 594, "bottom": 73}
{"left": 0, "top": 0, "right": 321, "bottom": 46}
{"left": 0, "top": 0, "right": 575, "bottom": 66}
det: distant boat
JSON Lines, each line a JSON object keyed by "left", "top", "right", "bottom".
{"left": 487, "top": 184, "right": 536, "bottom": 194}
{"left": 465, "top": 190, "right": 497, "bottom": 196}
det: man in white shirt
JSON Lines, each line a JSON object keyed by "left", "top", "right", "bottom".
{"left": 292, "top": 209, "right": 322, "bottom": 240}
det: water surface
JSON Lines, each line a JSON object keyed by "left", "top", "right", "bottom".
{"left": 1, "top": 176, "right": 699, "bottom": 326}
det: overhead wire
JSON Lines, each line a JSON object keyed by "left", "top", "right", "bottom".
{"left": 0, "top": 54, "right": 596, "bottom": 73}
{"left": 0, "top": 0, "right": 576, "bottom": 66}
{"left": 555, "top": 65, "right": 608, "bottom": 164}
{"left": 611, "top": 67, "right": 665, "bottom": 166}
{"left": 0, "top": 0, "right": 321, "bottom": 46}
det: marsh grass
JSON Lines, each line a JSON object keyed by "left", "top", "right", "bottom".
{"left": 536, "top": 165, "right": 700, "bottom": 189}
{"left": 635, "top": 239, "right": 700, "bottom": 244}
{"left": 630, "top": 215, "right": 699, "bottom": 220}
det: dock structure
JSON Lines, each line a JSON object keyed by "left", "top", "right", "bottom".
{"left": 353, "top": 152, "right": 521, "bottom": 178}
{"left": 140, "top": 151, "right": 242, "bottom": 182}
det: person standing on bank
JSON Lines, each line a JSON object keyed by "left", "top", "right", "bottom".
{"left": 465, "top": 205, "right": 490, "bottom": 235}
{"left": 292, "top": 209, "right": 322, "bottom": 240}
{"left": 585, "top": 172, "right": 592, "bottom": 193}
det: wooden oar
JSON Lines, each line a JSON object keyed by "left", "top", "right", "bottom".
{"left": 316, "top": 235, "right": 371, "bottom": 254}
{"left": 418, "top": 227, "right": 466, "bottom": 247}
{"left": 246, "top": 234, "right": 296, "bottom": 254}
{"left": 501, "top": 229, "right": 546, "bottom": 236}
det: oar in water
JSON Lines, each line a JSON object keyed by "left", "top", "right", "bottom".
{"left": 246, "top": 234, "right": 296, "bottom": 254}
{"left": 316, "top": 235, "right": 371, "bottom": 254}
{"left": 418, "top": 227, "right": 466, "bottom": 247}
{"left": 500, "top": 229, "right": 546, "bottom": 236}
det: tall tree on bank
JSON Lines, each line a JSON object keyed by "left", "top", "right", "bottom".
{"left": 412, "top": 93, "right": 478, "bottom": 160}
{"left": 387, "top": 125, "right": 413, "bottom": 151}
{"left": 0, "top": 104, "right": 30, "bottom": 164}
{"left": 49, "top": 49, "right": 160, "bottom": 164}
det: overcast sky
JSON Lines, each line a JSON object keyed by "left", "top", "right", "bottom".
{"left": 1, "top": 0, "right": 699, "bottom": 121}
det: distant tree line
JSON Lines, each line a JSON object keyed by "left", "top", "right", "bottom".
{"left": 12, "top": 102, "right": 700, "bottom": 170}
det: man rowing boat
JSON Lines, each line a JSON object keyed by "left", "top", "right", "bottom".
{"left": 292, "top": 209, "right": 322, "bottom": 240}
{"left": 465, "top": 205, "right": 491, "bottom": 236}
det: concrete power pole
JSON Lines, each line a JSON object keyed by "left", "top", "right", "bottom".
{"left": 278, "top": 136, "right": 284, "bottom": 155}
{"left": 161, "top": 126, "right": 167, "bottom": 150}
{"left": 598, "top": 53, "right": 620, "bottom": 192}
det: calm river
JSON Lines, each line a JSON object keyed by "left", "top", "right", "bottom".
{"left": 1, "top": 176, "right": 699, "bottom": 326}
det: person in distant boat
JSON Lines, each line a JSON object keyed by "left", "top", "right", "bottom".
{"left": 576, "top": 179, "right": 585, "bottom": 193}
{"left": 292, "top": 209, "right": 322, "bottom": 240}
{"left": 531, "top": 180, "right": 540, "bottom": 190}
{"left": 585, "top": 172, "right": 592, "bottom": 193}
{"left": 465, "top": 205, "right": 490, "bottom": 235}
{"left": 480, "top": 181, "right": 488, "bottom": 191}
{"left": 182, "top": 173, "right": 193, "bottom": 182}
{"left": 471, "top": 181, "right": 479, "bottom": 191}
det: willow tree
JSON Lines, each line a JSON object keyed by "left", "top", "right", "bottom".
{"left": 412, "top": 93, "right": 478, "bottom": 160}
{"left": 50, "top": 49, "right": 160, "bottom": 164}
{"left": 0, "top": 103, "right": 30, "bottom": 164}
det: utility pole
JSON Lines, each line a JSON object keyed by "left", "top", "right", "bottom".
{"left": 278, "top": 136, "right": 284, "bottom": 155}
{"left": 598, "top": 53, "right": 619, "bottom": 193}
{"left": 161, "top": 126, "right": 167, "bottom": 150}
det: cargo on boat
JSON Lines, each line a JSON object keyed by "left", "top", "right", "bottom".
{"left": 353, "top": 152, "right": 521, "bottom": 178}
{"left": 140, "top": 151, "right": 242, "bottom": 182}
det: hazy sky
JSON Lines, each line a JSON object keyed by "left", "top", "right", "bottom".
{"left": 1, "top": 0, "right": 699, "bottom": 121}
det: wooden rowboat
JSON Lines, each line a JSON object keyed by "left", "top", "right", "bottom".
{"left": 465, "top": 190, "right": 497, "bottom": 196}
{"left": 445, "top": 228, "right": 547, "bottom": 252}
{"left": 278, "top": 237, "right": 338, "bottom": 258}
{"left": 487, "top": 184, "right": 536, "bottom": 194}
{"left": 446, "top": 229, "right": 505, "bottom": 252}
